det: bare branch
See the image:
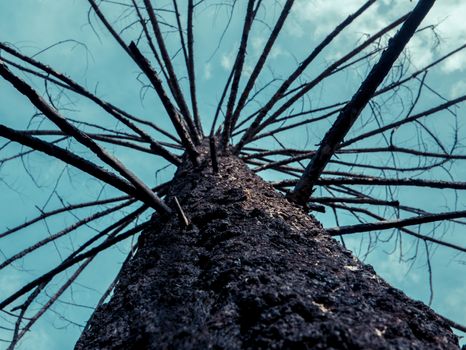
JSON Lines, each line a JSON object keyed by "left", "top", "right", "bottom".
{"left": 0, "top": 200, "right": 135, "bottom": 271}
{"left": 272, "top": 176, "right": 466, "bottom": 191}
{"left": 128, "top": 42, "right": 200, "bottom": 165}
{"left": 233, "top": 0, "right": 378, "bottom": 152}
{"left": 0, "top": 220, "right": 152, "bottom": 310}
{"left": 325, "top": 203, "right": 466, "bottom": 255}
{"left": 340, "top": 93, "right": 466, "bottom": 148}
{"left": 288, "top": 0, "right": 435, "bottom": 205}
{"left": 0, "top": 62, "right": 172, "bottom": 214}
{"left": 221, "top": 0, "right": 256, "bottom": 149}
{"left": 0, "top": 181, "right": 168, "bottom": 240}
{"left": 0, "top": 125, "right": 142, "bottom": 200}
{"left": 11, "top": 258, "right": 93, "bottom": 347}
{"left": 239, "top": 12, "right": 410, "bottom": 144}
{"left": 142, "top": 0, "right": 200, "bottom": 141}
{"left": 169, "top": 0, "right": 203, "bottom": 134}
{"left": 130, "top": 0, "right": 171, "bottom": 86}
{"left": 173, "top": 196, "right": 190, "bottom": 228}
{"left": 327, "top": 210, "right": 466, "bottom": 254}
{"left": 0, "top": 195, "right": 127, "bottom": 240}
{"left": 229, "top": 0, "right": 295, "bottom": 137}
{"left": 311, "top": 197, "right": 400, "bottom": 208}
{"left": 187, "top": 0, "right": 202, "bottom": 134}
{"left": 0, "top": 42, "right": 181, "bottom": 144}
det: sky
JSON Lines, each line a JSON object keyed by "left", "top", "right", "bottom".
{"left": 0, "top": 0, "right": 465, "bottom": 348}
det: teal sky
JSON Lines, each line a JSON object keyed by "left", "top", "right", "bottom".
{"left": 0, "top": 0, "right": 465, "bottom": 348}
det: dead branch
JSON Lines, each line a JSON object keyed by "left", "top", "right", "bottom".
{"left": 0, "top": 63, "right": 172, "bottom": 214}
{"left": 171, "top": 0, "right": 203, "bottom": 134}
{"left": 325, "top": 203, "right": 466, "bottom": 255}
{"left": 327, "top": 209, "right": 466, "bottom": 248}
{"left": 128, "top": 42, "right": 200, "bottom": 165}
{"left": 340, "top": 93, "right": 466, "bottom": 148}
{"left": 272, "top": 176, "right": 466, "bottom": 191}
{"left": 11, "top": 258, "right": 92, "bottom": 347}
{"left": 221, "top": 0, "right": 256, "bottom": 149}
{"left": 288, "top": 0, "right": 435, "bottom": 205}
{"left": 142, "top": 0, "right": 200, "bottom": 141}
{"left": 187, "top": 0, "right": 202, "bottom": 135}
{"left": 0, "top": 42, "right": 181, "bottom": 144}
{"left": 0, "top": 200, "right": 135, "bottom": 271}
{"left": 0, "top": 125, "right": 144, "bottom": 200}
{"left": 228, "top": 0, "right": 294, "bottom": 136}
{"left": 0, "top": 220, "right": 152, "bottom": 310}
{"left": 173, "top": 196, "right": 190, "bottom": 227}
{"left": 233, "top": 0, "right": 380, "bottom": 152}
{"left": 311, "top": 197, "right": 400, "bottom": 207}
{"left": 130, "top": 0, "right": 171, "bottom": 86}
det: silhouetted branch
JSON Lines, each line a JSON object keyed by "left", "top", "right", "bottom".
{"left": 0, "top": 42, "right": 181, "bottom": 144}
{"left": 221, "top": 0, "right": 256, "bottom": 149}
{"left": 130, "top": 0, "right": 171, "bottom": 84}
{"left": 272, "top": 176, "right": 466, "bottom": 191}
{"left": 228, "top": 0, "right": 294, "bottom": 136}
{"left": 142, "top": 0, "right": 200, "bottom": 141}
{"left": 0, "top": 220, "right": 152, "bottom": 311}
{"left": 327, "top": 209, "right": 466, "bottom": 248}
{"left": 0, "top": 62, "right": 172, "bottom": 214}
{"left": 186, "top": 0, "right": 202, "bottom": 134}
{"left": 237, "top": 12, "right": 410, "bottom": 145}
{"left": 234, "top": 0, "right": 380, "bottom": 152}
{"left": 0, "top": 125, "right": 142, "bottom": 200}
{"left": 0, "top": 195, "right": 126, "bottom": 240}
{"left": 10, "top": 258, "right": 92, "bottom": 347}
{"left": 242, "top": 41, "right": 466, "bottom": 141}
{"left": 128, "top": 42, "right": 200, "bottom": 165}
{"left": 0, "top": 200, "right": 135, "bottom": 271}
{"left": 340, "top": 93, "right": 466, "bottom": 148}
{"left": 0, "top": 181, "right": 168, "bottom": 240}
{"left": 3, "top": 204, "right": 149, "bottom": 342}
{"left": 288, "top": 0, "right": 435, "bottom": 205}
{"left": 311, "top": 197, "right": 400, "bottom": 208}
{"left": 325, "top": 203, "right": 466, "bottom": 255}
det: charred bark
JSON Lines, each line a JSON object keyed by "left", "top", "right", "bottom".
{"left": 75, "top": 147, "right": 459, "bottom": 349}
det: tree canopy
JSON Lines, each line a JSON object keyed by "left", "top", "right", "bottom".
{"left": 0, "top": 0, "right": 465, "bottom": 348}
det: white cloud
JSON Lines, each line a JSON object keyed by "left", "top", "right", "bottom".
{"left": 450, "top": 80, "right": 466, "bottom": 97}
{"left": 426, "top": 1, "right": 466, "bottom": 73}
{"left": 204, "top": 62, "right": 212, "bottom": 80}
{"left": 251, "top": 36, "right": 266, "bottom": 53}
{"left": 0, "top": 271, "right": 24, "bottom": 300}
{"left": 270, "top": 45, "right": 285, "bottom": 59}
{"left": 221, "top": 52, "right": 234, "bottom": 70}
{"left": 292, "top": 0, "right": 391, "bottom": 38}
{"left": 290, "top": 0, "right": 466, "bottom": 73}
{"left": 375, "top": 253, "right": 421, "bottom": 286}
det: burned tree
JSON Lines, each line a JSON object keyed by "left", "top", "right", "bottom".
{"left": 0, "top": 0, "right": 465, "bottom": 348}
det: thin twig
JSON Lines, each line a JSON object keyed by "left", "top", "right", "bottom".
{"left": 173, "top": 196, "right": 190, "bottom": 227}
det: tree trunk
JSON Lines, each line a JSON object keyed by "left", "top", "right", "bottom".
{"left": 75, "top": 148, "right": 459, "bottom": 349}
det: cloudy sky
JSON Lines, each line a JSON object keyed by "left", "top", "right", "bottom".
{"left": 0, "top": 0, "right": 465, "bottom": 348}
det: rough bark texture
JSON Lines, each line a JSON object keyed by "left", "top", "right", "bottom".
{"left": 75, "top": 148, "right": 459, "bottom": 349}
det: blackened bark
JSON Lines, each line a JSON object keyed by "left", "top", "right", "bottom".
{"left": 75, "top": 148, "right": 459, "bottom": 349}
